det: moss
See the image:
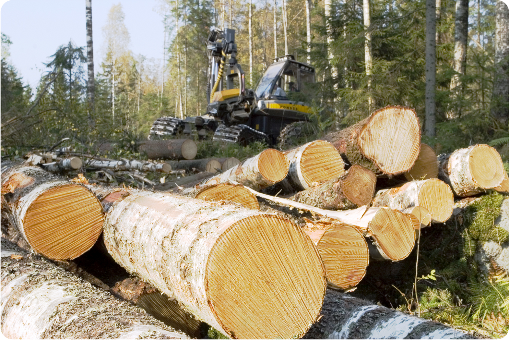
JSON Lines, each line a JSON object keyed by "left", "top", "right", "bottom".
{"left": 465, "top": 192, "right": 505, "bottom": 243}
{"left": 207, "top": 327, "right": 228, "bottom": 339}
{"left": 484, "top": 226, "right": 509, "bottom": 244}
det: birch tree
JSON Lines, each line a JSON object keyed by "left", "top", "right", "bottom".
{"left": 363, "top": 0, "right": 373, "bottom": 110}
{"left": 306, "top": 0, "right": 312, "bottom": 64}
{"left": 425, "top": 0, "right": 436, "bottom": 137}
{"left": 85, "top": 0, "right": 95, "bottom": 130}
{"left": 249, "top": 0, "right": 253, "bottom": 85}
{"left": 274, "top": 0, "right": 278, "bottom": 58}
{"left": 491, "top": 0, "right": 509, "bottom": 127}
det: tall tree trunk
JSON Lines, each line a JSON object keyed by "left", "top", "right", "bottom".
{"left": 491, "top": 1, "right": 509, "bottom": 127}
{"left": 274, "top": 0, "right": 278, "bottom": 58}
{"left": 306, "top": 0, "right": 312, "bottom": 64}
{"left": 85, "top": 0, "right": 95, "bottom": 130}
{"left": 435, "top": 0, "right": 442, "bottom": 44}
{"left": 363, "top": 0, "right": 373, "bottom": 110}
{"left": 425, "top": 0, "right": 436, "bottom": 137}
{"left": 249, "top": 0, "right": 253, "bottom": 85}
{"left": 283, "top": 0, "right": 289, "bottom": 55}
{"left": 112, "top": 66, "right": 115, "bottom": 124}
{"left": 325, "top": 0, "right": 339, "bottom": 122}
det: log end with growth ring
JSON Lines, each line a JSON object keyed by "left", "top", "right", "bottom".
{"left": 359, "top": 106, "right": 421, "bottom": 175}
{"left": 195, "top": 184, "right": 260, "bottom": 210}
{"left": 405, "top": 206, "right": 432, "bottom": 229}
{"left": 300, "top": 140, "right": 345, "bottom": 187}
{"left": 205, "top": 215, "right": 326, "bottom": 339}
{"left": 23, "top": 184, "right": 104, "bottom": 260}
{"left": 404, "top": 143, "right": 438, "bottom": 181}
{"left": 258, "top": 149, "right": 289, "bottom": 184}
{"left": 468, "top": 144, "right": 505, "bottom": 189}
{"left": 368, "top": 208, "right": 415, "bottom": 261}
{"left": 341, "top": 165, "right": 376, "bottom": 207}
{"left": 181, "top": 139, "right": 198, "bottom": 160}
{"left": 417, "top": 179, "right": 454, "bottom": 223}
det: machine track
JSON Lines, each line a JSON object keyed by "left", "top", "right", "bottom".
{"left": 213, "top": 124, "right": 270, "bottom": 146}
{"left": 148, "top": 117, "right": 184, "bottom": 139}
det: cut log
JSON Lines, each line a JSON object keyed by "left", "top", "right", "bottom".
{"left": 1, "top": 239, "right": 187, "bottom": 339}
{"left": 216, "top": 157, "right": 241, "bottom": 171}
{"left": 403, "top": 206, "right": 432, "bottom": 229}
{"left": 290, "top": 164, "right": 376, "bottom": 210}
{"left": 303, "top": 289, "right": 469, "bottom": 339}
{"left": 323, "top": 106, "right": 421, "bottom": 176}
{"left": 103, "top": 190, "right": 326, "bottom": 339}
{"left": 87, "top": 159, "right": 172, "bottom": 173}
{"left": 205, "top": 148, "right": 289, "bottom": 191}
{"left": 494, "top": 171, "right": 509, "bottom": 193}
{"left": 438, "top": 144, "right": 506, "bottom": 196}
{"left": 139, "top": 139, "right": 197, "bottom": 160}
{"left": 1, "top": 166, "right": 104, "bottom": 260}
{"left": 190, "top": 183, "right": 260, "bottom": 210}
{"left": 166, "top": 158, "right": 221, "bottom": 173}
{"left": 372, "top": 178, "right": 454, "bottom": 223}
{"left": 40, "top": 157, "right": 83, "bottom": 172}
{"left": 304, "top": 221, "right": 369, "bottom": 290}
{"left": 404, "top": 143, "right": 438, "bottom": 181}
{"left": 155, "top": 172, "right": 216, "bottom": 191}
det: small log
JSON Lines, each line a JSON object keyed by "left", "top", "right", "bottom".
{"left": 187, "top": 183, "right": 260, "bottom": 210}
{"left": 216, "top": 157, "right": 241, "bottom": 171}
{"left": 166, "top": 158, "right": 221, "bottom": 173}
{"left": 494, "top": 171, "right": 509, "bottom": 193}
{"left": 87, "top": 159, "right": 171, "bottom": 173}
{"left": 403, "top": 206, "right": 432, "bottom": 229}
{"left": 323, "top": 106, "right": 421, "bottom": 176}
{"left": 1, "top": 239, "right": 188, "bottom": 339}
{"left": 205, "top": 148, "right": 289, "bottom": 191}
{"left": 139, "top": 139, "right": 197, "bottom": 160}
{"left": 1, "top": 166, "right": 104, "bottom": 260}
{"left": 103, "top": 190, "right": 326, "bottom": 339}
{"left": 404, "top": 143, "right": 438, "bottom": 181}
{"left": 290, "top": 165, "right": 376, "bottom": 210}
{"left": 304, "top": 221, "right": 369, "bottom": 290}
{"left": 438, "top": 144, "right": 506, "bottom": 196}
{"left": 40, "top": 157, "right": 83, "bottom": 172}
{"left": 372, "top": 178, "right": 454, "bottom": 223}
{"left": 155, "top": 172, "right": 215, "bottom": 191}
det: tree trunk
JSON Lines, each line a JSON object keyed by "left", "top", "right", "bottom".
{"left": 1, "top": 166, "right": 104, "bottom": 260}
{"left": 323, "top": 106, "right": 421, "bottom": 176}
{"left": 139, "top": 139, "right": 197, "bottom": 160}
{"left": 290, "top": 164, "right": 376, "bottom": 210}
{"left": 306, "top": 0, "right": 312, "bottom": 64}
{"left": 491, "top": 1, "right": 509, "bottom": 127}
{"left": 249, "top": 0, "right": 253, "bottom": 86}
{"left": 274, "top": 0, "right": 278, "bottom": 58}
{"left": 303, "top": 289, "right": 469, "bottom": 339}
{"left": 85, "top": 0, "right": 95, "bottom": 130}
{"left": 215, "top": 157, "right": 241, "bottom": 171}
{"left": 0, "top": 239, "right": 188, "bottom": 339}
{"left": 363, "top": 0, "right": 373, "bottom": 110}
{"left": 425, "top": 0, "right": 436, "bottom": 137}
{"left": 40, "top": 157, "right": 83, "bottom": 173}
{"left": 372, "top": 178, "right": 454, "bottom": 223}
{"left": 183, "top": 183, "right": 260, "bottom": 210}
{"left": 205, "top": 148, "right": 289, "bottom": 190}
{"left": 166, "top": 159, "right": 221, "bottom": 173}
{"left": 283, "top": 0, "right": 288, "bottom": 55}
{"left": 438, "top": 144, "right": 505, "bottom": 197}
{"left": 87, "top": 159, "right": 171, "bottom": 173}
{"left": 103, "top": 190, "right": 326, "bottom": 339}
{"left": 404, "top": 143, "right": 438, "bottom": 181}
{"left": 325, "top": 0, "right": 338, "bottom": 117}
{"left": 303, "top": 221, "right": 369, "bottom": 290}
{"left": 435, "top": 0, "right": 442, "bottom": 44}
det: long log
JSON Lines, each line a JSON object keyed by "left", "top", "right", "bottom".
{"left": 323, "top": 106, "right": 421, "bottom": 176}
{"left": 216, "top": 157, "right": 241, "bottom": 171}
{"left": 438, "top": 144, "right": 505, "bottom": 196}
{"left": 166, "top": 158, "right": 221, "bottom": 173}
{"left": 303, "top": 289, "right": 470, "bottom": 339}
{"left": 1, "top": 166, "right": 104, "bottom": 260}
{"left": 372, "top": 178, "right": 454, "bottom": 223}
{"left": 155, "top": 172, "right": 216, "bottom": 191}
{"left": 204, "top": 148, "right": 289, "bottom": 191}
{"left": 290, "top": 164, "right": 376, "bottom": 210}
{"left": 139, "top": 139, "right": 197, "bottom": 160}
{"left": 103, "top": 190, "right": 326, "bottom": 339}
{"left": 87, "top": 159, "right": 171, "bottom": 173}
{"left": 0, "top": 239, "right": 188, "bottom": 339}
{"left": 40, "top": 157, "right": 83, "bottom": 172}
{"left": 304, "top": 221, "right": 369, "bottom": 290}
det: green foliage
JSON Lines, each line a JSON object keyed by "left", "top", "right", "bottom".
{"left": 207, "top": 327, "right": 228, "bottom": 339}
{"left": 465, "top": 192, "right": 506, "bottom": 243}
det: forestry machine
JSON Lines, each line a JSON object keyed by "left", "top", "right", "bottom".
{"left": 149, "top": 28, "right": 316, "bottom": 146}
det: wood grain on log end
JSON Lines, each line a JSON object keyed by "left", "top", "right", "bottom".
{"left": 24, "top": 184, "right": 104, "bottom": 260}
{"left": 469, "top": 144, "right": 505, "bottom": 189}
{"left": 195, "top": 184, "right": 259, "bottom": 210}
{"left": 258, "top": 148, "right": 289, "bottom": 183}
{"left": 299, "top": 140, "right": 345, "bottom": 187}
{"left": 417, "top": 179, "right": 454, "bottom": 223}
{"left": 341, "top": 165, "right": 376, "bottom": 207}
{"left": 404, "top": 143, "right": 438, "bottom": 181}
{"left": 205, "top": 214, "right": 326, "bottom": 339}
{"left": 494, "top": 172, "right": 509, "bottom": 193}
{"left": 404, "top": 206, "right": 432, "bottom": 229}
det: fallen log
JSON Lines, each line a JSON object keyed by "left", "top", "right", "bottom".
{"left": 404, "top": 143, "right": 438, "bottom": 181}
{"left": 0, "top": 239, "right": 188, "bottom": 339}
{"left": 139, "top": 139, "right": 197, "bottom": 160}
{"left": 103, "top": 190, "right": 326, "bottom": 339}
{"left": 1, "top": 166, "right": 104, "bottom": 260}
{"left": 438, "top": 144, "right": 505, "bottom": 196}
{"left": 323, "top": 106, "right": 421, "bottom": 176}
{"left": 184, "top": 183, "right": 260, "bottom": 210}
{"left": 87, "top": 159, "right": 171, "bottom": 173}
{"left": 303, "top": 288, "right": 470, "bottom": 339}
{"left": 204, "top": 148, "right": 289, "bottom": 191}
{"left": 166, "top": 158, "right": 221, "bottom": 173}
{"left": 155, "top": 171, "right": 215, "bottom": 191}
{"left": 304, "top": 221, "right": 369, "bottom": 290}
{"left": 372, "top": 178, "right": 454, "bottom": 223}
{"left": 290, "top": 164, "right": 376, "bottom": 210}
{"left": 216, "top": 157, "right": 241, "bottom": 171}
{"left": 40, "top": 157, "right": 83, "bottom": 172}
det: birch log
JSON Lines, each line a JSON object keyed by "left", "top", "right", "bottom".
{"left": 216, "top": 157, "right": 241, "bottom": 171}
{"left": 40, "top": 157, "right": 83, "bottom": 172}
{"left": 438, "top": 144, "right": 505, "bottom": 196}
{"left": 1, "top": 239, "right": 187, "bottom": 339}
{"left": 290, "top": 165, "right": 376, "bottom": 210}
{"left": 139, "top": 139, "right": 197, "bottom": 160}
{"left": 166, "top": 159, "right": 221, "bottom": 173}
{"left": 103, "top": 190, "right": 326, "bottom": 339}
{"left": 204, "top": 148, "right": 289, "bottom": 191}
{"left": 372, "top": 178, "right": 454, "bottom": 223}
{"left": 186, "top": 183, "right": 260, "bottom": 210}
{"left": 1, "top": 166, "right": 104, "bottom": 260}
{"left": 323, "top": 106, "right": 421, "bottom": 176}
{"left": 404, "top": 143, "right": 438, "bottom": 181}
{"left": 87, "top": 159, "right": 171, "bottom": 173}
{"left": 304, "top": 221, "right": 369, "bottom": 290}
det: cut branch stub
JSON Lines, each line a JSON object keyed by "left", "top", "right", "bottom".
{"left": 194, "top": 183, "right": 260, "bottom": 210}
{"left": 324, "top": 106, "right": 421, "bottom": 175}
{"left": 1, "top": 166, "right": 104, "bottom": 260}
{"left": 404, "top": 143, "right": 438, "bottom": 181}
{"left": 103, "top": 191, "right": 326, "bottom": 339}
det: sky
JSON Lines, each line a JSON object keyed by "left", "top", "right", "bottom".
{"left": 1, "top": 0, "right": 166, "bottom": 89}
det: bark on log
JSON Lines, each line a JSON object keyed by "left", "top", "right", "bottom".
{"left": 438, "top": 144, "right": 505, "bottom": 196}
{"left": 155, "top": 172, "right": 215, "bottom": 191}
{"left": 87, "top": 159, "right": 172, "bottom": 173}
{"left": 404, "top": 143, "right": 439, "bottom": 181}
{"left": 0, "top": 239, "right": 187, "bottom": 339}
{"left": 372, "top": 178, "right": 454, "bottom": 223}
{"left": 139, "top": 139, "right": 197, "bottom": 160}
{"left": 166, "top": 158, "right": 221, "bottom": 173}
{"left": 303, "top": 289, "right": 470, "bottom": 339}
{"left": 184, "top": 183, "right": 260, "bottom": 210}
{"left": 103, "top": 190, "right": 326, "bottom": 339}
{"left": 216, "top": 157, "right": 241, "bottom": 171}
{"left": 304, "top": 221, "right": 369, "bottom": 290}
{"left": 494, "top": 171, "right": 509, "bottom": 193}
{"left": 323, "top": 106, "right": 421, "bottom": 176}
{"left": 290, "top": 165, "right": 376, "bottom": 210}
{"left": 1, "top": 166, "right": 104, "bottom": 260}
{"left": 205, "top": 148, "right": 289, "bottom": 191}
{"left": 40, "top": 157, "right": 83, "bottom": 172}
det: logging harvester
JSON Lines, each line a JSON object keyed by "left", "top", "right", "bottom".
{"left": 149, "top": 28, "right": 316, "bottom": 146}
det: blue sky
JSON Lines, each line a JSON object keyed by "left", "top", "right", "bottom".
{"left": 1, "top": 0, "right": 166, "bottom": 89}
